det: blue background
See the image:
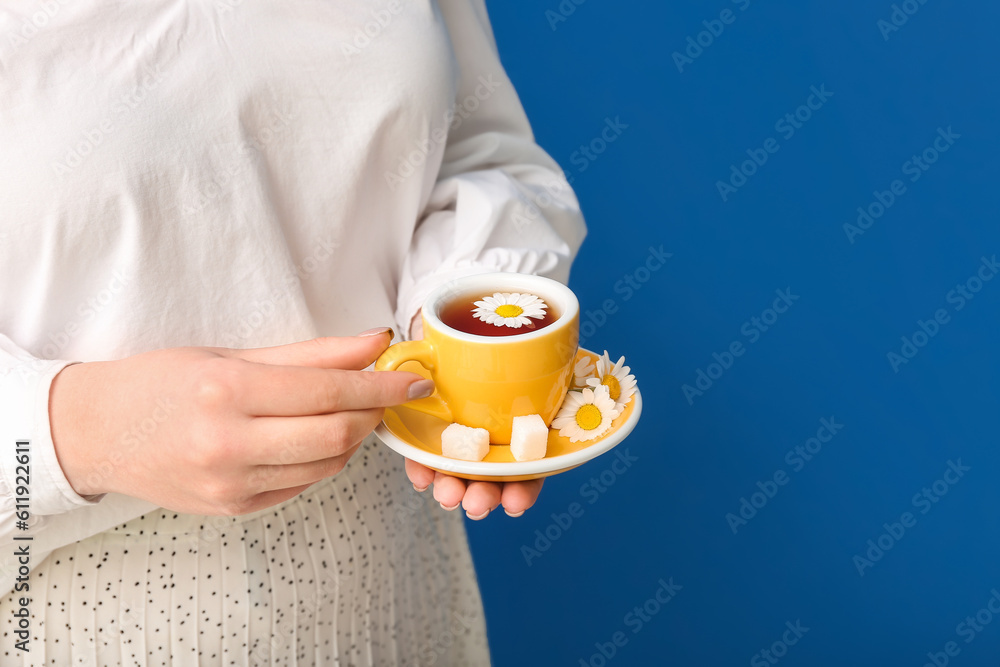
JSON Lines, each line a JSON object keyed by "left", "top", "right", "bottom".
{"left": 472, "top": 1, "right": 1000, "bottom": 665}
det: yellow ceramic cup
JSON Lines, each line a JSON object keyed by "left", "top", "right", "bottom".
{"left": 375, "top": 273, "right": 580, "bottom": 445}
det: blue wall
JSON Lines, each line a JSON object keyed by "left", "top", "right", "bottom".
{"left": 471, "top": 1, "right": 1000, "bottom": 665}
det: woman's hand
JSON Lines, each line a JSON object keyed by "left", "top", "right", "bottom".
{"left": 49, "top": 329, "right": 431, "bottom": 516}
{"left": 404, "top": 460, "right": 544, "bottom": 520}
{"left": 404, "top": 309, "right": 544, "bottom": 520}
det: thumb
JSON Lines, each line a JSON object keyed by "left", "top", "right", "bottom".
{"left": 229, "top": 327, "right": 395, "bottom": 370}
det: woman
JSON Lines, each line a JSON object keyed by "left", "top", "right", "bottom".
{"left": 0, "top": 0, "right": 585, "bottom": 664}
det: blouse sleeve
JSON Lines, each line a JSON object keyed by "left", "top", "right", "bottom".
{"left": 0, "top": 335, "right": 102, "bottom": 550}
{"left": 393, "top": 0, "right": 587, "bottom": 333}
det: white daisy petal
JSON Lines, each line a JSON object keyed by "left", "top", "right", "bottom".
{"left": 552, "top": 385, "right": 618, "bottom": 442}
{"left": 596, "top": 351, "right": 611, "bottom": 373}
{"left": 524, "top": 309, "right": 544, "bottom": 318}
{"left": 465, "top": 291, "right": 550, "bottom": 329}
{"left": 572, "top": 355, "right": 596, "bottom": 389}
{"left": 517, "top": 294, "right": 543, "bottom": 310}
{"left": 554, "top": 390, "right": 584, "bottom": 415}
{"left": 585, "top": 351, "right": 637, "bottom": 413}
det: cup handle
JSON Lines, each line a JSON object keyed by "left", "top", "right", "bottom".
{"left": 374, "top": 339, "right": 453, "bottom": 423}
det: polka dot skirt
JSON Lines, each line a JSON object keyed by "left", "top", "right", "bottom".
{"left": 1, "top": 437, "right": 490, "bottom": 666}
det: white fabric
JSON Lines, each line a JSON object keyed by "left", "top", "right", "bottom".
{"left": 2, "top": 439, "right": 492, "bottom": 666}
{"left": 0, "top": 0, "right": 585, "bottom": 657}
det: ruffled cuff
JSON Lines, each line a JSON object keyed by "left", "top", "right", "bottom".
{"left": 0, "top": 358, "right": 104, "bottom": 517}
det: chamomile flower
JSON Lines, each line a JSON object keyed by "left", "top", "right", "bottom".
{"left": 586, "top": 351, "right": 637, "bottom": 413}
{"left": 571, "top": 354, "right": 596, "bottom": 389}
{"left": 472, "top": 292, "right": 547, "bottom": 329}
{"left": 551, "top": 385, "right": 619, "bottom": 443}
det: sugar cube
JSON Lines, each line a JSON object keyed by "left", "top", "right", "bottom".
{"left": 510, "top": 414, "right": 548, "bottom": 462}
{"left": 441, "top": 423, "right": 490, "bottom": 462}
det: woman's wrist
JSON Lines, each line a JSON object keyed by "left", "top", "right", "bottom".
{"left": 49, "top": 361, "right": 104, "bottom": 497}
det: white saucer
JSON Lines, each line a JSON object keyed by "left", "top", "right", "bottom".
{"left": 374, "top": 348, "right": 642, "bottom": 482}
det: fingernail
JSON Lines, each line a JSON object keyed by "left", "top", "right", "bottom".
{"left": 359, "top": 327, "right": 394, "bottom": 339}
{"left": 466, "top": 509, "right": 490, "bottom": 521}
{"left": 504, "top": 509, "right": 525, "bottom": 518}
{"left": 413, "top": 483, "right": 428, "bottom": 493}
{"left": 440, "top": 502, "right": 460, "bottom": 511}
{"left": 407, "top": 379, "right": 435, "bottom": 400}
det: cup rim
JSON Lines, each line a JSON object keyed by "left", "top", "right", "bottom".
{"left": 422, "top": 272, "right": 579, "bottom": 344}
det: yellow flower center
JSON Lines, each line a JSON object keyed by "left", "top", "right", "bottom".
{"left": 495, "top": 304, "right": 524, "bottom": 319}
{"left": 575, "top": 404, "right": 603, "bottom": 431}
{"left": 601, "top": 375, "right": 621, "bottom": 401}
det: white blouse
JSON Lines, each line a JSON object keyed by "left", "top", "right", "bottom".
{"left": 0, "top": 0, "right": 584, "bottom": 596}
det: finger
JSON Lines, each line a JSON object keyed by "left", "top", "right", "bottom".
{"left": 230, "top": 482, "right": 315, "bottom": 516}
{"left": 461, "top": 482, "right": 502, "bottom": 520}
{"left": 247, "top": 411, "right": 381, "bottom": 464}
{"left": 245, "top": 441, "right": 364, "bottom": 494}
{"left": 432, "top": 472, "right": 467, "bottom": 511}
{"left": 405, "top": 459, "right": 436, "bottom": 492}
{"left": 500, "top": 479, "right": 545, "bottom": 517}
{"left": 235, "top": 364, "right": 432, "bottom": 415}
{"left": 230, "top": 330, "right": 395, "bottom": 370}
